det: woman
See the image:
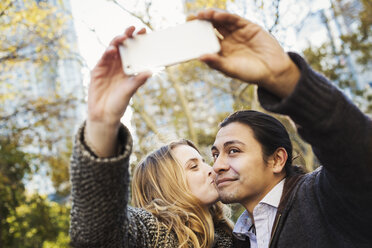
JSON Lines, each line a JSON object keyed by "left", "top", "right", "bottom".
{"left": 69, "top": 26, "right": 233, "bottom": 247}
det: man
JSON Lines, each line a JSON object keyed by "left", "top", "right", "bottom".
{"left": 196, "top": 9, "right": 372, "bottom": 248}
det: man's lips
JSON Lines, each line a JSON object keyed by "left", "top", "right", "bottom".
{"left": 215, "top": 178, "right": 236, "bottom": 186}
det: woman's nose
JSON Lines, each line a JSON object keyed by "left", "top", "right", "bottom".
{"left": 207, "top": 165, "right": 216, "bottom": 178}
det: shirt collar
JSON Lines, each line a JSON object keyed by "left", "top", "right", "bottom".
{"left": 260, "top": 178, "right": 286, "bottom": 208}
{"left": 232, "top": 178, "right": 286, "bottom": 239}
{"left": 233, "top": 210, "right": 253, "bottom": 240}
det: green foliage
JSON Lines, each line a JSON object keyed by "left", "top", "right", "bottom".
{"left": 1, "top": 0, "right": 76, "bottom": 246}
{"left": 0, "top": 0, "right": 79, "bottom": 194}
{"left": 0, "top": 139, "right": 29, "bottom": 245}
{"left": 303, "top": 0, "right": 372, "bottom": 115}
{"left": 3, "top": 194, "right": 70, "bottom": 248}
{"left": 0, "top": 138, "right": 71, "bottom": 247}
{"left": 303, "top": 42, "right": 346, "bottom": 83}
{"left": 230, "top": 204, "right": 245, "bottom": 223}
{"left": 338, "top": 0, "right": 372, "bottom": 71}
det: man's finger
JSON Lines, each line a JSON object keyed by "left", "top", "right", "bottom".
{"left": 197, "top": 9, "right": 247, "bottom": 29}
{"left": 186, "top": 14, "right": 197, "bottom": 21}
{"left": 199, "top": 53, "right": 224, "bottom": 71}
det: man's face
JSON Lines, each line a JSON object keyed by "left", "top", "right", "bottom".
{"left": 211, "top": 122, "right": 276, "bottom": 206}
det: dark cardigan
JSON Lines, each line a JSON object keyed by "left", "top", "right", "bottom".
{"left": 69, "top": 123, "right": 233, "bottom": 247}
{"left": 256, "top": 53, "right": 372, "bottom": 248}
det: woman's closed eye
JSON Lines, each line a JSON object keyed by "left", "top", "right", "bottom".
{"left": 190, "top": 163, "right": 198, "bottom": 169}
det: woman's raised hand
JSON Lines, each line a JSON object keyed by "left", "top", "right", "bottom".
{"left": 86, "top": 27, "right": 151, "bottom": 157}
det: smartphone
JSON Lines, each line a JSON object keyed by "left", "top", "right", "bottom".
{"left": 119, "top": 20, "right": 221, "bottom": 75}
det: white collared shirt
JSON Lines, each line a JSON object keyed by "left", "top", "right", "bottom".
{"left": 233, "top": 179, "right": 285, "bottom": 248}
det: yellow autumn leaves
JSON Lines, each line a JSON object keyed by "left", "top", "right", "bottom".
{"left": 0, "top": 0, "right": 70, "bottom": 103}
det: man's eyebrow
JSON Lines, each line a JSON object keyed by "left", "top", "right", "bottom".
{"left": 211, "top": 140, "right": 245, "bottom": 151}
{"left": 223, "top": 140, "right": 245, "bottom": 147}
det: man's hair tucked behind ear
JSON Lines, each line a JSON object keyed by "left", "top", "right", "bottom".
{"left": 220, "top": 110, "right": 293, "bottom": 174}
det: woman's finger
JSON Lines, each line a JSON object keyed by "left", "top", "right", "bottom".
{"left": 125, "top": 71, "right": 152, "bottom": 96}
{"left": 95, "top": 45, "right": 117, "bottom": 67}
{"left": 110, "top": 34, "right": 127, "bottom": 47}
{"left": 135, "top": 71, "right": 152, "bottom": 85}
{"left": 136, "top": 27, "right": 146, "bottom": 35}
{"left": 124, "top": 26, "right": 136, "bottom": 37}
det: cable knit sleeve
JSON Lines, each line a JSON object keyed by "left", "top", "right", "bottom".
{"left": 69, "top": 122, "right": 182, "bottom": 247}
{"left": 69, "top": 122, "right": 134, "bottom": 247}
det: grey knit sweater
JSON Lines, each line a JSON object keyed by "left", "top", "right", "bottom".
{"left": 69, "top": 122, "right": 233, "bottom": 247}
{"left": 255, "top": 53, "right": 372, "bottom": 248}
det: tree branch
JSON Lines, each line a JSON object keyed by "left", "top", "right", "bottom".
{"left": 131, "top": 92, "right": 167, "bottom": 143}
{"left": 111, "top": 0, "right": 153, "bottom": 30}
{"left": 0, "top": 1, "right": 13, "bottom": 18}
{"left": 167, "top": 69, "right": 198, "bottom": 146}
{"left": 268, "top": 0, "right": 281, "bottom": 33}
{"left": 0, "top": 98, "right": 75, "bottom": 122}
{"left": 0, "top": 34, "right": 65, "bottom": 63}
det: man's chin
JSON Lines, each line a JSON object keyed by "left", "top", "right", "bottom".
{"left": 217, "top": 189, "right": 238, "bottom": 204}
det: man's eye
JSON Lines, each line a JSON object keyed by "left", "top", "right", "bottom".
{"left": 229, "top": 148, "right": 239, "bottom": 154}
{"left": 212, "top": 153, "right": 219, "bottom": 160}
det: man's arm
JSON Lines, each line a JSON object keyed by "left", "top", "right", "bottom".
{"left": 258, "top": 52, "right": 372, "bottom": 187}
{"left": 258, "top": 52, "right": 372, "bottom": 243}
{"left": 196, "top": 9, "right": 372, "bottom": 186}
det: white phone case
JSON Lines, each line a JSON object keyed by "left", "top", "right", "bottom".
{"left": 119, "top": 20, "right": 221, "bottom": 75}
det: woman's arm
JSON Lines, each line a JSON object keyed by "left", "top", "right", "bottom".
{"left": 69, "top": 122, "right": 132, "bottom": 247}
{"left": 69, "top": 27, "right": 152, "bottom": 247}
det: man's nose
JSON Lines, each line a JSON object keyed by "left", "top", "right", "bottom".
{"left": 213, "top": 155, "right": 229, "bottom": 174}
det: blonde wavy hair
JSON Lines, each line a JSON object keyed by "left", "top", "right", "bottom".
{"left": 131, "top": 139, "right": 233, "bottom": 248}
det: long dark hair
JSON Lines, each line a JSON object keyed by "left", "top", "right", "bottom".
{"left": 220, "top": 110, "right": 293, "bottom": 174}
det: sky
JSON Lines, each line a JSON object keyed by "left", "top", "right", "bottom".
{"left": 68, "top": 0, "right": 332, "bottom": 82}
{"left": 70, "top": 0, "right": 187, "bottom": 125}
{"left": 70, "top": 0, "right": 186, "bottom": 69}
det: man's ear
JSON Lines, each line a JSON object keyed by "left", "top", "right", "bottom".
{"left": 269, "top": 147, "right": 288, "bottom": 174}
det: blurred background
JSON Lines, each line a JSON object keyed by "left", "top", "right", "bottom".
{"left": 0, "top": 0, "right": 371, "bottom": 247}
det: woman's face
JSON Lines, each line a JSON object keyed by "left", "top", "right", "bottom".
{"left": 172, "top": 144, "right": 219, "bottom": 206}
